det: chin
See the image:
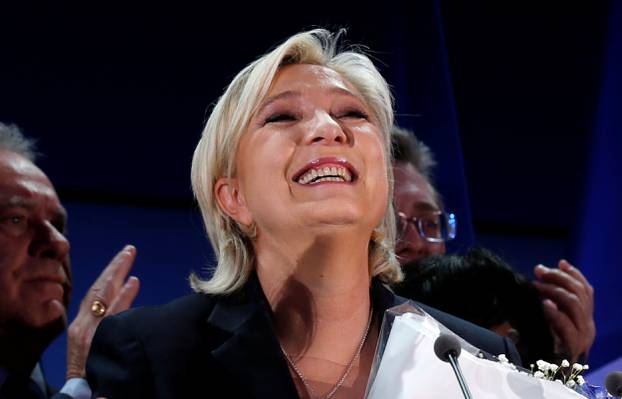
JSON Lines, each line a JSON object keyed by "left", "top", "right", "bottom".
{"left": 396, "top": 252, "right": 419, "bottom": 267}
{"left": 5, "top": 311, "right": 67, "bottom": 346}
{"left": 30, "top": 316, "right": 67, "bottom": 345}
{"left": 40, "top": 313, "right": 67, "bottom": 335}
{"left": 310, "top": 208, "right": 369, "bottom": 228}
{"left": 25, "top": 301, "right": 68, "bottom": 330}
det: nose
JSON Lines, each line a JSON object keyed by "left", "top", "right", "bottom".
{"left": 304, "top": 110, "right": 349, "bottom": 145}
{"left": 29, "top": 221, "right": 71, "bottom": 261}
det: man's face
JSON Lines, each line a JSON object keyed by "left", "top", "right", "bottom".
{"left": 0, "top": 150, "right": 71, "bottom": 330}
{"left": 393, "top": 161, "right": 446, "bottom": 265}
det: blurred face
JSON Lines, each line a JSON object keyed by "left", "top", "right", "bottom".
{"left": 393, "top": 161, "right": 445, "bottom": 265}
{"left": 0, "top": 150, "right": 71, "bottom": 330}
{"left": 234, "top": 64, "right": 388, "bottom": 240}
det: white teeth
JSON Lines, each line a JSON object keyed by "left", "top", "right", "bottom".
{"left": 296, "top": 164, "right": 354, "bottom": 185}
{"left": 342, "top": 168, "right": 352, "bottom": 182}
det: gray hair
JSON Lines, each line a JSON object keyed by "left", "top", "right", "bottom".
{"left": 0, "top": 122, "right": 37, "bottom": 161}
{"left": 190, "top": 29, "right": 402, "bottom": 295}
{"left": 390, "top": 125, "right": 444, "bottom": 209}
{"left": 390, "top": 125, "right": 436, "bottom": 180}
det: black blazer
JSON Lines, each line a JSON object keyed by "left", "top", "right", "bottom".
{"left": 86, "top": 275, "right": 521, "bottom": 399}
{"left": 0, "top": 372, "right": 71, "bottom": 399}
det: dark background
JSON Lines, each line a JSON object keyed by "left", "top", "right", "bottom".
{"left": 1, "top": 0, "right": 619, "bottom": 387}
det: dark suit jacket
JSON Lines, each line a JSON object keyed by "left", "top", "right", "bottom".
{"left": 0, "top": 371, "right": 71, "bottom": 399}
{"left": 49, "top": 390, "right": 71, "bottom": 399}
{"left": 87, "top": 275, "right": 521, "bottom": 398}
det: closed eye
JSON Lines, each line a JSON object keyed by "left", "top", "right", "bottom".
{"left": 338, "top": 109, "right": 369, "bottom": 120}
{"left": 264, "top": 112, "right": 297, "bottom": 124}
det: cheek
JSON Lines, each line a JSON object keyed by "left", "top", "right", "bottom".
{"left": 364, "top": 136, "right": 390, "bottom": 197}
{"left": 0, "top": 270, "right": 17, "bottom": 314}
{"left": 0, "top": 256, "right": 20, "bottom": 290}
{"left": 430, "top": 242, "right": 446, "bottom": 256}
{"left": 237, "top": 133, "right": 295, "bottom": 207}
{"left": 16, "top": 281, "right": 66, "bottom": 324}
{"left": 363, "top": 147, "right": 390, "bottom": 224}
{"left": 0, "top": 279, "right": 36, "bottom": 323}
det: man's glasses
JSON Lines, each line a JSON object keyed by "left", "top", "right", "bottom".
{"left": 396, "top": 211, "right": 457, "bottom": 243}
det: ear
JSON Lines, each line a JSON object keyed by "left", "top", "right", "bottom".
{"left": 214, "top": 177, "right": 254, "bottom": 226}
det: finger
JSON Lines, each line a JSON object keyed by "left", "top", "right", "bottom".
{"left": 559, "top": 260, "right": 594, "bottom": 299}
{"left": 533, "top": 263, "right": 550, "bottom": 279}
{"left": 541, "top": 299, "right": 577, "bottom": 357}
{"left": 107, "top": 276, "right": 140, "bottom": 314}
{"left": 533, "top": 281, "right": 584, "bottom": 327}
{"left": 536, "top": 262, "right": 593, "bottom": 320}
{"left": 86, "top": 246, "right": 137, "bottom": 304}
{"left": 94, "top": 245, "right": 137, "bottom": 287}
{"left": 559, "top": 260, "right": 594, "bottom": 318}
{"left": 534, "top": 265, "right": 586, "bottom": 300}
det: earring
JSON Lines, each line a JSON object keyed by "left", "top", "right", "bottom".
{"left": 238, "top": 221, "right": 257, "bottom": 240}
{"left": 371, "top": 227, "right": 386, "bottom": 244}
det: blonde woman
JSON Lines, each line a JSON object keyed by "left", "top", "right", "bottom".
{"left": 86, "top": 29, "right": 520, "bottom": 399}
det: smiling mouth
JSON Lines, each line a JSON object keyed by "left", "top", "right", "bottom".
{"left": 293, "top": 158, "right": 358, "bottom": 186}
{"left": 296, "top": 165, "right": 353, "bottom": 185}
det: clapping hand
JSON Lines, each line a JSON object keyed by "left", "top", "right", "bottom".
{"left": 533, "top": 260, "right": 595, "bottom": 363}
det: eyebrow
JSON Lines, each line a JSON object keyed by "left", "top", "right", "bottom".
{"left": 412, "top": 201, "right": 440, "bottom": 213}
{"left": 256, "top": 87, "right": 366, "bottom": 115}
{"left": 0, "top": 197, "right": 35, "bottom": 209}
{"left": 0, "top": 197, "right": 68, "bottom": 228}
{"left": 328, "top": 86, "right": 362, "bottom": 100}
{"left": 256, "top": 91, "right": 301, "bottom": 115}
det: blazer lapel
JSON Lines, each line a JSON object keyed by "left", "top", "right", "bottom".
{"left": 371, "top": 279, "right": 405, "bottom": 311}
{"left": 207, "top": 276, "right": 299, "bottom": 399}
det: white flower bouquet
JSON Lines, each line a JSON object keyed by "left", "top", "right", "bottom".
{"left": 365, "top": 302, "right": 610, "bottom": 398}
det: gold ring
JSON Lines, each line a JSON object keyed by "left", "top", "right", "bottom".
{"left": 91, "top": 300, "right": 107, "bottom": 317}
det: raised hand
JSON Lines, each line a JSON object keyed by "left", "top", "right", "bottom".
{"left": 66, "top": 245, "right": 140, "bottom": 379}
{"left": 533, "top": 259, "right": 595, "bottom": 363}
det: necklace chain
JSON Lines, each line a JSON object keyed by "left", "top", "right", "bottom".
{"left": 279, "top": 306, "right": 374, "bottom": 399}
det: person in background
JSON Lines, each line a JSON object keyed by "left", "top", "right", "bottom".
{"left": 391, "top": 126, "right": 449, "bottom": 264}
{"left": 394, "top": 247, "right": 555, "bottom": 366}
{"left": 391, "top": 125, "right": 595, "bottom": 364}
{"left": 0, "top": 122, "right": 140, "bottom": 398}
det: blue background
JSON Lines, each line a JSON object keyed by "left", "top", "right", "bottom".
{"left": 0, "top": 0, "right": 619, "bottom": 387}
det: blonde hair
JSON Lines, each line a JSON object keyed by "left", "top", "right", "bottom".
{"left": 190, "top": 29, "right": 402, "bottom": 294}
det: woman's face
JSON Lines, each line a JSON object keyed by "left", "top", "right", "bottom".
{"left": 232, "top": 64, "right": 388, "bottom": 240}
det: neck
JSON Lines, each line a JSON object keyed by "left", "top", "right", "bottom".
{"left": 0, "top": 319, "right": 63, "bottom": 374}
{"left": 255, "top": 226, "right": 374, "bottom": 357}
